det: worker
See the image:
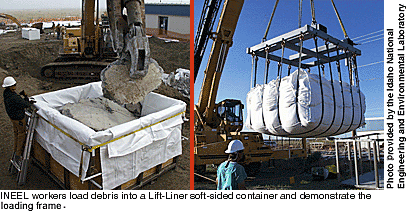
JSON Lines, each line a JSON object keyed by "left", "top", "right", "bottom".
{"left": 2, "top": 77, "right": 34, "bottom": 165}
{"left": 56, "top": 23, "right": 61, "bottom": 40}
{"left": 61, "top": 24, "right": 66, "bottom": 38}
{"left": 51, "top": 22, "right": 55, "bottom": 37}
{"left": 216, "top": 140, "right": 247, "bottom": 190}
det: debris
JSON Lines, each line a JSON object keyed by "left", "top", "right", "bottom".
{"left": 162, "top": 68, "right": 190, "bottom": 98}
{"left": 0, "top": 29, "right": 17, "bottom": 35}
{"left": 158, "top": 37, "right": 180, "bottom": 43}
{"left": 101, "top": 58, "right": 163, "bottom": 105}
{"left": 311, "top": 167, "right": 329, "bottom": 181}
{"left": 59, "top": 97, "right": 137, "bottom": 131}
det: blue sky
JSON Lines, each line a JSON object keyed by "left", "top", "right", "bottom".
{"left": 194, "top": 0, "right": 384, "bottom": 132}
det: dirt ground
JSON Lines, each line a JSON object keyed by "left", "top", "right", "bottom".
{"left": 195, "top": 155, "right": 383, "bottom": 190}
{"left": 0, "top": 31, "right": 190, "bottom": 190}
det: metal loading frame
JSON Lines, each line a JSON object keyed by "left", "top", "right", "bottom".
{"left": 245, "top": 24, "right": 365, "bottom": 138}
{"left": 246, "top": 24, "right": 361, "bottom": 68}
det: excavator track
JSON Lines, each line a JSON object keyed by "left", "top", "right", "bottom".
{"left": 41, "top": 60, "right": 113, "bottom": 80}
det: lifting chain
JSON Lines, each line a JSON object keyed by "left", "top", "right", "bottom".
{"left": 263, "top": 0, "right": 280, "bottom": 42}
{"left": 346, "top": 51, "right": 356, "bottom": 132}
{"left": 318, "top": 40, "right": 338, "bottom": 137}
{"left": 330, "top": 0, "right": 349, "bottom": 38}
{"left": 334, "top": 45, "right": 346, "bottom": 135}
{"left": 251, "top": 53, "right": 258, "bottom": 88}
{"left": 310, "top": 0, "right": 317, "bottom": 24}
{"left": 278, "top": 39, "right": 286, "bottom": 81}
{"left": 264, "top": 47, "right": 271, "bottom": 84}
{"left": 298, "top": 0, "right": 303, "bottom": 28}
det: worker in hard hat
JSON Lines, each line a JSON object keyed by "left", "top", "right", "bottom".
{"left": 216, "top": 140, "right": 247, "bottom": 190}
{"left": 51, "top": 22, "right": 55, "bottom": 37}
{"left": 61, "top": 24, "right": 66, "bottom": 38}
{"left": 2, "top": 76, "right": 34, "bottom": 165}
{"left": 56, "top": 23, "right": 61, "bottom": 40}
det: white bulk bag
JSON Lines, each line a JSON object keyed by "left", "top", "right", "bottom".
{"left": 245, "top": 84, "right": 270, "bottom": 134}
{"left": 246, "top": 69, "right": 365, "bottom": 137}
{"left": 261, "top": 79, "right": 287, "bottom": 135}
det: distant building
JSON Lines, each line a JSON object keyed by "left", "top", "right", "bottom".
{"left": 337, "top": 117, "right": 384, "bottom": 140}
{"left": 145, "top": 3, "right": 189, "bottom": 35}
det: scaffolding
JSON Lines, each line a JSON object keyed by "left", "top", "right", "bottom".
{"left": 334, "top": 133, "right": 383, "bottom": 189}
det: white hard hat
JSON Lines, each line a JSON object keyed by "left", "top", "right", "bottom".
{"left": 225, "top": 140, "right": 244, "bottom": 154}
{"left": 2, "top": 76, "right": 16, "bottom": 88}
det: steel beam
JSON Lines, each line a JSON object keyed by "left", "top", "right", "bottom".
{"left": 289, "top": 42, "right": 339, "bottom": 61}
{"left": 247, "top": 25, "right": 361, "bottom": 66}
{"left": 303, "top": 52, "right": 354, "bottom": 67}
{"left": 247, "top": 25, "right": 310, "bottom": 54}
{"left": 253, "top": 51, "right": 310, "bottom": 69}
{"left": 284, "top": 42, "right": 330, "bottom": 63}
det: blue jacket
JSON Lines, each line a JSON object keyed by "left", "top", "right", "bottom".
{"left": 217, "top": 161, "right": 247, "bottom": 190}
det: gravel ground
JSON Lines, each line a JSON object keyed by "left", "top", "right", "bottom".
{"left": 195, "top": 155, "right": 384, "bottom": 190}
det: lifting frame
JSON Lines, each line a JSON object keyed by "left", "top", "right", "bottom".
{"left": 246, "top": 24, "right": 365, "bottom": 138}
{"left": 247, "top": 24, "right": 361, "bottom": 69}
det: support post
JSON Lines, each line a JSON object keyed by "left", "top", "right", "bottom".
{"left": 335, "top": 140, "right": 340, "bottom": 181}
{"left": 376, "top": 140, "right": 381, "bottom": 162}
{"left": 347, "top": 141, "right": 353, "bottom": 180}
{"left": 353, "top": 139, "right": 359, "bottom": 186}
{"left": 367, "top": 140, "right": 372, "bottom": 161}
{"left": 373, "top": 141, "right": 380, "bottom": 188}
{"left": 288, "top": 138, "right": 291, "bottom": 158}
{"left": 358, "top": 140, "right": 363, "bottom": 175}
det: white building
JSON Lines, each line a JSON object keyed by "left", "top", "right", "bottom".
{"left": 145, "top": 3, "right": 189, "bottom": 35}
{"left": 337, "top": 117, "right": 384, "bottom": 140}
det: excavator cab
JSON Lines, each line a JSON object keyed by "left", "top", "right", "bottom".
{"left": 215, "top": 99, "right": 244, "bottom": 133}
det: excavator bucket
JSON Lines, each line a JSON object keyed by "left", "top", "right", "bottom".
{"left": 101, "top": 0, "right": 162, "bottom": 104}
{"left": 125, "top": 25, "right": 151, "bottom": 78}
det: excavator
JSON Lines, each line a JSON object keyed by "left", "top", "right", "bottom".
{"left": 0, "top": 13, "right": 22, "bottom": 29}
{"left": 41, "top": 0, "right": 150, "bottom": 81}
{"left": 194, "top": 0, "right": 308, "bottom": 176}
{"left": 1, "top": 13, "right": 44, "bottom": 32}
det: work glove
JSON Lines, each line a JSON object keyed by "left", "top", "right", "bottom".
{"left": 19, "top": 90, "right": 27, "bottom": 97}
{"left": 29, "top": 98, "right": 36, "bottom": 104}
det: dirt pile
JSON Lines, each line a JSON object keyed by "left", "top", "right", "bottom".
{"left": 0, "top": 32, "right": 60, "bottom": 79}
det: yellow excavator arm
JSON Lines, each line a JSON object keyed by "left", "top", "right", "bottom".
{"left": 106, "top": 0, "right": 150, "bottom": 79}
{"left": 196, "top": 0, "right": 245, "bottom": 129}
{"left": 0, "top": 13, "right": 22, "bottom": 28}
